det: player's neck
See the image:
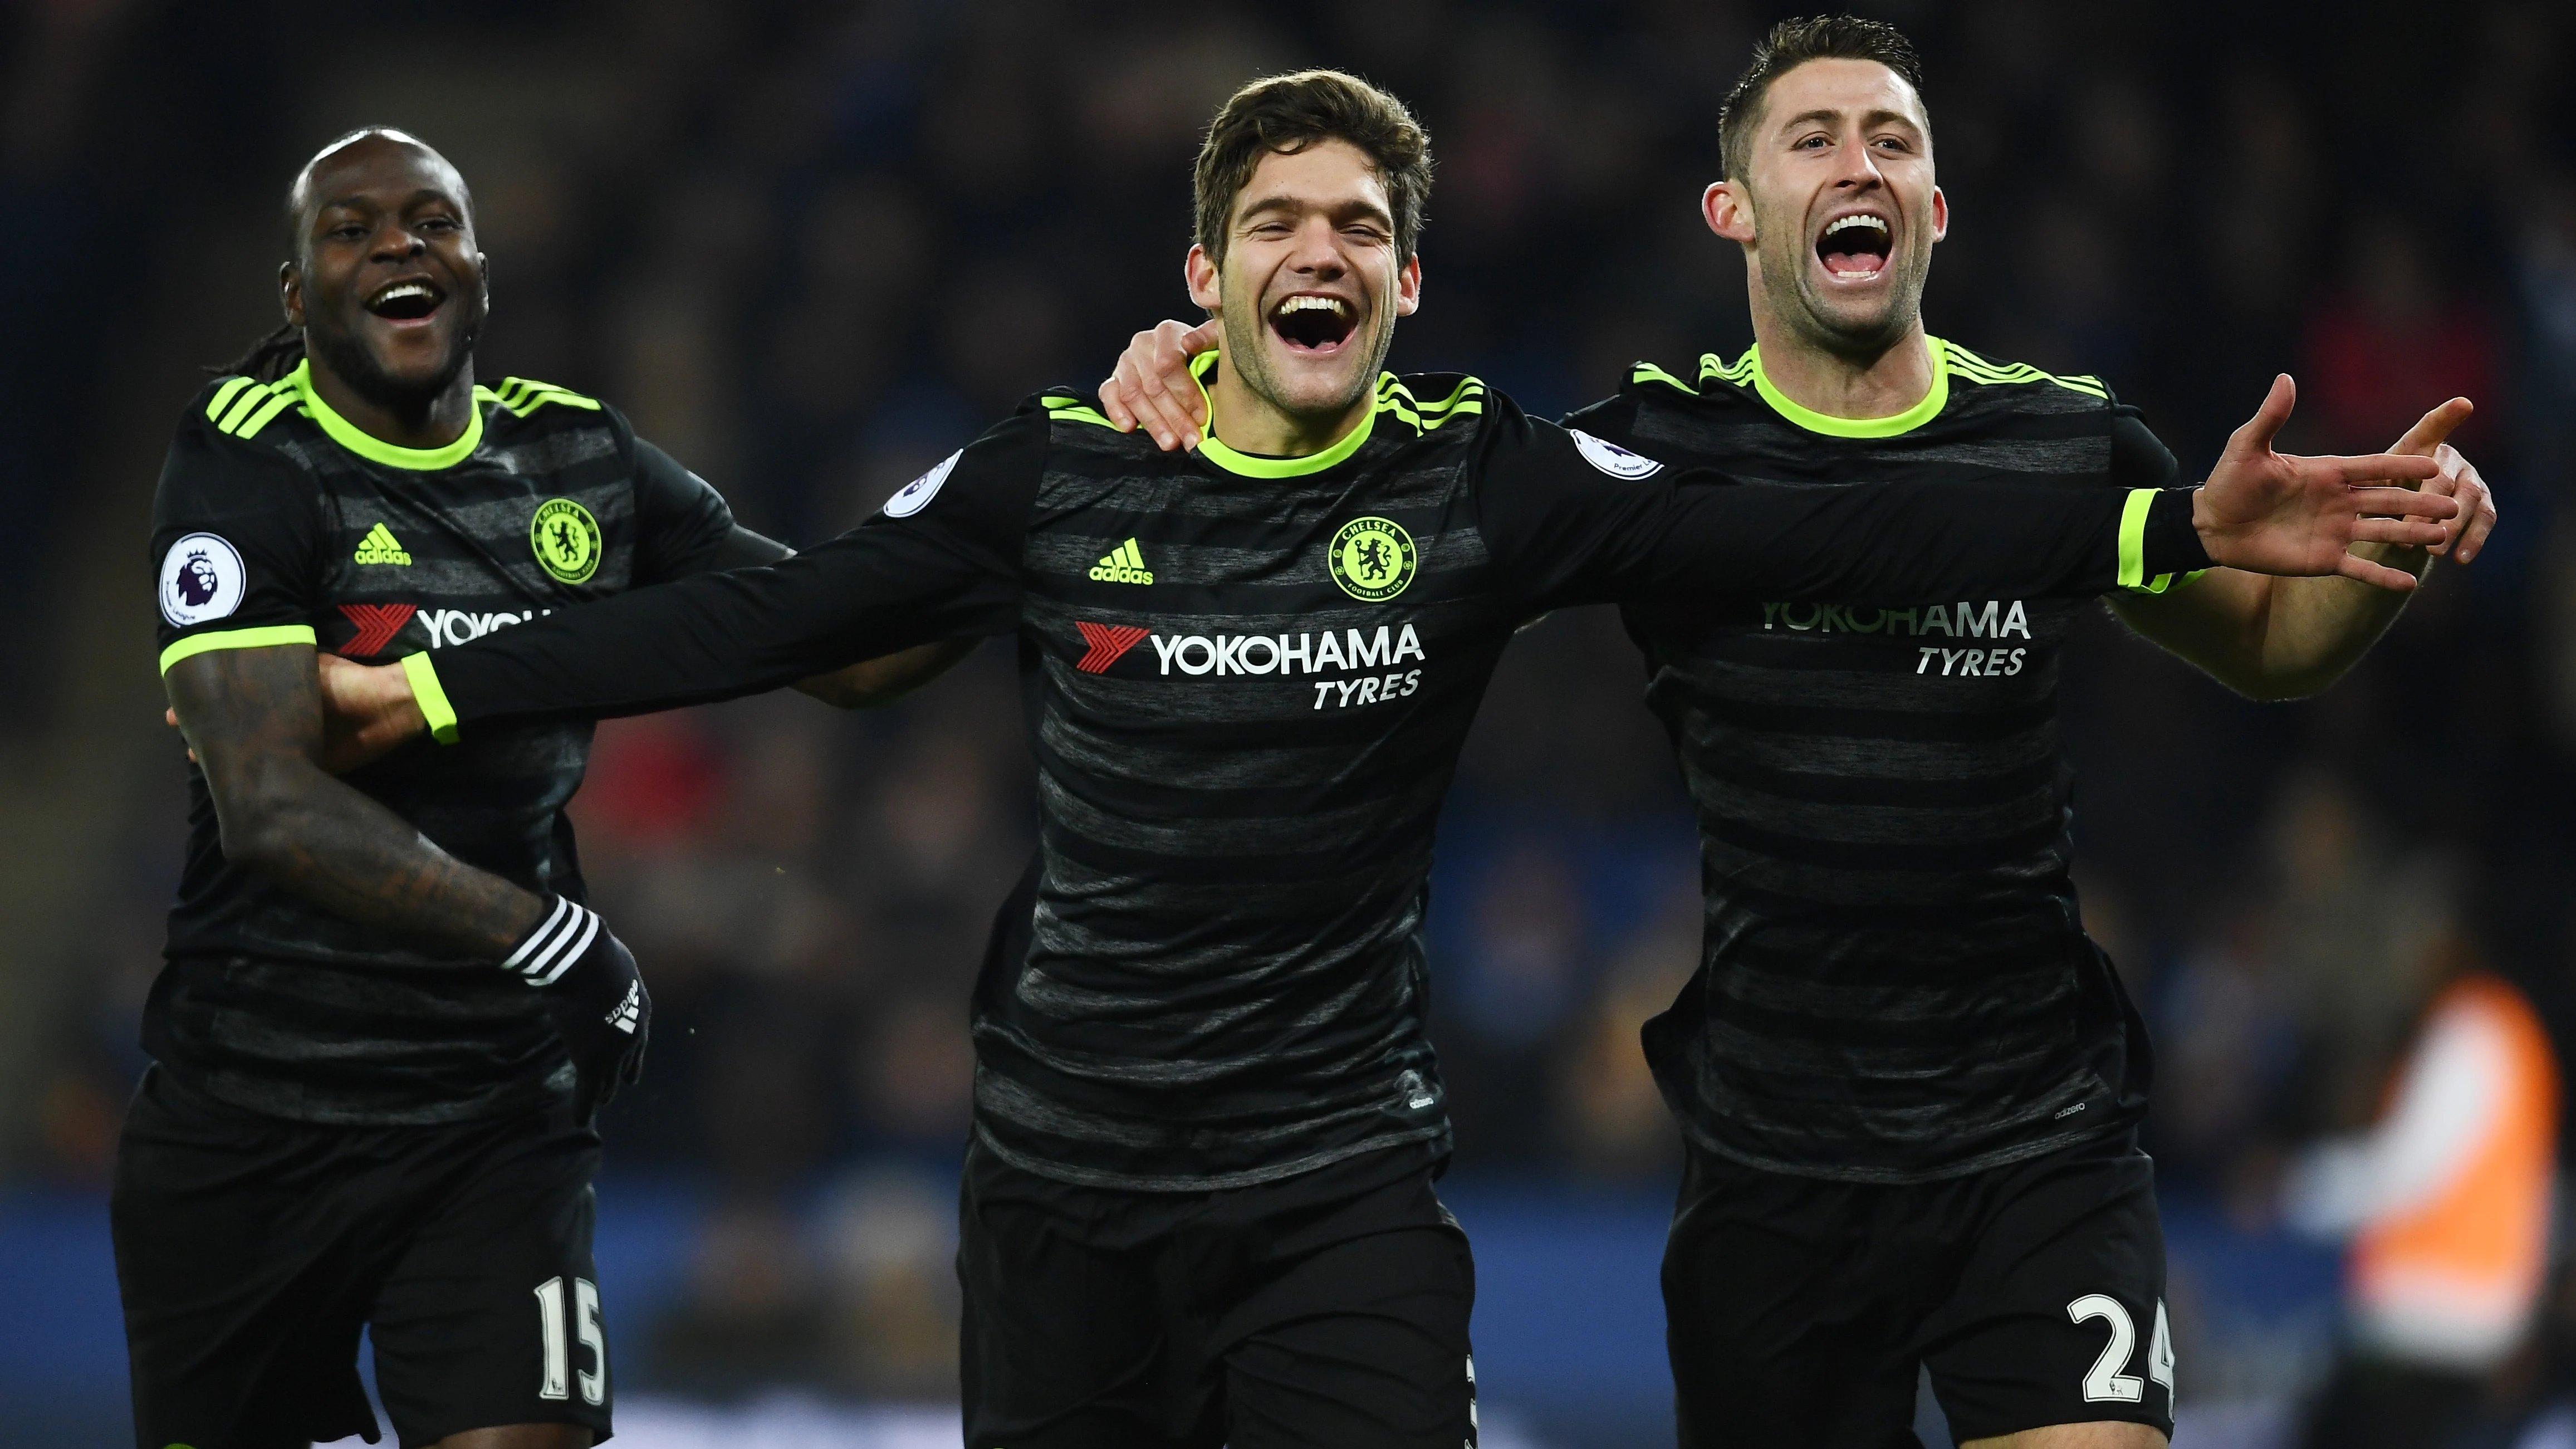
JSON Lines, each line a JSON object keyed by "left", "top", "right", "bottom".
{"left": 1204, "top": 371, "right": 1372, "bottom": 458}
{"left": 1748, "top": 311, "right": 1935, "bottom": 422}
{"left": 302, "top": 354, "right": 479, "bottom": 451}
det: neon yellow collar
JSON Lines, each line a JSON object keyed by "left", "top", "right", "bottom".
{"left": 1746, "top": 333, "right": 1949, "bottom": 438}
{"left": 1187, "top": 351, "right": 1381, "bottom": 478}
{"left": 288, "top": 358, "right": 486, "bottom": 471}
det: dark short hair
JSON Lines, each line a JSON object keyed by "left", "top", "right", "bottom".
{"left": 1193, "top": 70, "right": 1432, "bottom": 267}
{"left": 1718, "top": 16, "right": 1928, "bottom": 182}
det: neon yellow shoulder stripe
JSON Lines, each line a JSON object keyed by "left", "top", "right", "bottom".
{"left": 1941, "top": 341, "right": 2108, "bottom": 400}
{"left": 158, "top": 624, "right": 317, "bottom": 675}
{"left": 479, "top": 376, "right": 604, "bottom": 417}
{"left": 1630, "top": 362, "right": 1697, "bottom": 394}
{"left": 1040, "top": 394, "right": 1123, "bottom": 430}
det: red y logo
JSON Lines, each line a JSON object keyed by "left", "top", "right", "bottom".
{"left": 338, "top": 603, "right": 418, "bottom": 657}
{"left": 1075, "top": 621, "right": 1150, "bottom": 674}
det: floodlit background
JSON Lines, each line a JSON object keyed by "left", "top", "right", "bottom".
{"left": 3, "top": 0, "right": 2574, "bottom": 1445}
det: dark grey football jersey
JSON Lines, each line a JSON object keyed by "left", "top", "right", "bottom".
{"left": 1565, "top": 337, "right": 2193, "bottom": 1184}
{"left": 148, "top": 363, "right": 733, "bottom": 1124}
{"left": 412, "top": 365, "right": 2206, "bottom": 1190}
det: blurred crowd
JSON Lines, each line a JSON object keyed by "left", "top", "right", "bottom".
{"left": 11, "top": 0, "right": 2576, "bottom": 1416}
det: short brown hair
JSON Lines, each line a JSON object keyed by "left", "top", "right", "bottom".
{"left": 1193, "top": 70, "right": 1433, "bottom": 267}
{"left": 1718, "top": 16, "right": 1928, "bottom": 182}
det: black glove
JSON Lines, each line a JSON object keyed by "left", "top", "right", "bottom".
{"left": 503, "top": 895, "right": 651, "bottom": 1122}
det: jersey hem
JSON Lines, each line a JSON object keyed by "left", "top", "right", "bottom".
{"left": 968, "top": 1118, "right": 1448, "bottom": 1193}
{"left": 1670, "top": 1109, "right": 2137, "bottom": 1186}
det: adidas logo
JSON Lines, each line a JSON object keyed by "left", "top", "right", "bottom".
{"left": 607, "top": 980, "right": 643, "bottom": 1034}
{"left": 1089, "top": 537, "right": 1154, "bottom": 585}
{"left": 354, "top": 522, "right": 412, "bottom": 565}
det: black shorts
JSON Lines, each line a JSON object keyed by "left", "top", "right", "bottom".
{"left": 958, "top": 1142, "right": 1476, "bottom": 1449}
{"left": 1663, "top": 1132, "right": 2172, "bottom": 1447}
{"left": 111, "top": 1066, "right": 611, "bottom": 1449}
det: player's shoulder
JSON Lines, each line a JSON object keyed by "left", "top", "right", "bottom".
{"left": 473, "top": 375, "right": 625, "bottom": 443}
{"left": 1933, "top": 339, "right": 2117, "bottom": 414}
{"left": 166, "top": 373, "right": 330, "bottom": 508}
{"left": 1373, "top": 371, "right": 1503, "bottom": 443}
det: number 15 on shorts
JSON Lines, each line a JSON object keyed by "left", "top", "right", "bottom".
{"left": 536, "top": 1275, "right": 608, "bottom": 1404}
{"left": 2069, "top": 1294, "right": 2173, "bottom": 1407}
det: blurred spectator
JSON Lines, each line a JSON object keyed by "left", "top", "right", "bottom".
{"left": 2284, "top": 945, "right": 2560, "bottom": 1449}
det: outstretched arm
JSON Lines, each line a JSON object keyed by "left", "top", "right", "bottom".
{"left": 714, "top": 525, "right": 978, "bottom": 708}
{"left": 2114, "top": 386, "right": 2496, "bottom": 698}
{"left": 165, "top": 643, "right": 545, "bottom": 957}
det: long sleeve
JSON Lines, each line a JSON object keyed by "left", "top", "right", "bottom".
{"left": 415, "top": 418, "right": 1043, "bottom": 738}
{"left": 1476, "top": 407, "right": 2208, "bottom": 613}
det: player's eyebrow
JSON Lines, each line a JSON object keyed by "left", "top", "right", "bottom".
{"left": 1778, "top": 107, "right": 1924, "bottom": 136}
{"left": 1236, "top": 192, "right": 1394, "bottom": 232}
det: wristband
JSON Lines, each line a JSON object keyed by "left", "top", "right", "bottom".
{"left": 502, "top": 895, "right": 600, "bottom": 987}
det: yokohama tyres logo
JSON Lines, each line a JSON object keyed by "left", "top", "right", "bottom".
{"left": 1074, "top": 621, "right": 1150, "bottom": 674}
{"left": 337, "top": 603, "right": 418, "bottom": 657}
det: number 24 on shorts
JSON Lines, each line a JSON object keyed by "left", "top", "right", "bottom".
{"left": 2069, "top": 1294, "right": 2174, "bottom": 1406}
{"left": 535, "top": 1275, "right": 608, "bottom": 1405}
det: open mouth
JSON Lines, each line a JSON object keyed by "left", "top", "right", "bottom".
{"left": 1270, "top": 293, "right": 1356, "bottom": 353}
{"left": 366, "top": 279, "right": 446, "bottom": 322}
{"left": 1815, "top": 213, "right": 1893, "bottom": 281}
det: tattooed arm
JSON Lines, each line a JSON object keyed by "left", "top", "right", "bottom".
{"left": 165, "top": 642, "right": 546, "bottom": 959}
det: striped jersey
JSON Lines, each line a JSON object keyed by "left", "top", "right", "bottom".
{"left": 1563, "top": 336, "right": 2191, "bottom": 1183}
{"left": 148, "top": 360, "right": 735, "bottom": 1124}
{"left": 413, "top": 365, "right": 2208, "bottom": 1191}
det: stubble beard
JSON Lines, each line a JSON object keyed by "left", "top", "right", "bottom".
{"left": 1216, "top": 271, "right": 1392, "bottom": 430}
{"left": 307, "top": 309, "right": 481, "bottom": 414}
{"left": 1760, "top": 214, "right": 1932, "bottom": 366}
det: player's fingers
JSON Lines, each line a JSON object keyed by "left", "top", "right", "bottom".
{"left": 2336, "top": 552, "right": 2423, "bottom": 593}
{"left": 165, "top": 707, "right": 179, "bottom": 729}
{"left": 2451, "top": 463, "right": 2497, "bottom": 563}
{"left": 2348, "top": 516, "right": 2452, "bottom": 550}
{"left": 2389, "top": 396, "right": 2472, "bottom": 457}
{"left": 2345, "top": 483, "right": 2456, "bottom": 520}
{"left": 1098, "top": 360, "right": 1139, "bottom": 433}
{"left": 2329, "top": 456, "right": 2447, "bottom": 489}
{"left": 2232, "top": 374, "right": 2298, "bottom": 455}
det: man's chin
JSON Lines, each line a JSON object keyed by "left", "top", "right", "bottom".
{"left": 312, "top": 327, "right": 474, "bottom": 410}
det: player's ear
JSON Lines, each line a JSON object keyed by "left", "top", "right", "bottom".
{"left": 1704, "top": 180, "right": 1756, "bottom": 247}
{"left": 280, "top": 260, "right": 305, "bottom": 329}
{"left": 1928, "top": 186, "right": 1948, "bottom": 244}
{"left": 1394, "top": 253, "right": 1421, "bottom": 317}
{"left": 1185, "top": 243, "right": 1222, "bottom": 314}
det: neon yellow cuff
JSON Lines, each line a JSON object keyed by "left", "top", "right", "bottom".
{"left": 2115, "top": 488, "right": 2156, "bottom": 591}
{"left": 158, "top": 625, "right": 316, "bottom": 675}
{"left": 400, "top": 652, "right": 459, "bottom": 745}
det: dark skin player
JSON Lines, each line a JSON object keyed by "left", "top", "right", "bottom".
{"left": 164, "top": 133, "right": 958, "bottom": 961}
{"left": 159, "top": 131, "right": 955, "bottom": 1449}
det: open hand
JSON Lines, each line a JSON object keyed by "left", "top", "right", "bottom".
{"left": 2387, "top": 398, "right": 2496, "bottom": 564}
{"left": 1098, "top": 318, "right": 1220, "bottom": 451}
{"left": 2195, "top": 375, "right": 2456, "bottom": 591}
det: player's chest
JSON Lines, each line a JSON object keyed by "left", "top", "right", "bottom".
{"left": 1642, "top": 593, "right": 2091, "bottom": 689}
{"left": 1024, "top": 488, "right": 1507, "bottom": 721}
{"left": 308, "top": 468, "right": 638, "bottom": 660}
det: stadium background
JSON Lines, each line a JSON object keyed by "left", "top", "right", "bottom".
{"left": 3, "top": 0, "right": 2574, "bottom": 1444}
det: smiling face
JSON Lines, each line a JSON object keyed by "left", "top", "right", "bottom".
{"left": 1186, "top": 138, "right": 1421, "bottom": 429}
{"left": 283, "top": 132, "right": 487, "bottom": 408}
{"left": 1707, "top": 57, "right": 1944, "bottom": 359}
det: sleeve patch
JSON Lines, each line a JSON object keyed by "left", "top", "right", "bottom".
{"left": 159, "top": 532, "right": 247, "bottom": 626}
{"left": 882, "top": 450, "right": 963, "bottom": 518}
{"left": 1569, "top": 428, "right": 1664, "bottom": 479}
